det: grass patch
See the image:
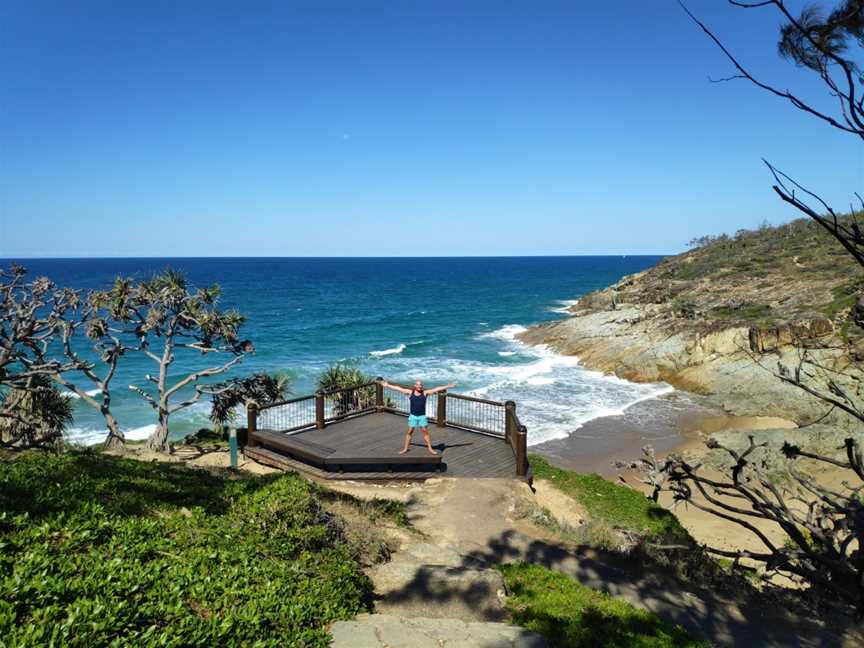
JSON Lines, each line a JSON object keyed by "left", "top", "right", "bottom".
{"left": 499, "top": 563, "right": 705, "bottom": 647}
{"left": 529, "top": 455, "right": 689, "bottom": 542}
{"left": 0, "top": 449, "right": 372, "bottom": 646}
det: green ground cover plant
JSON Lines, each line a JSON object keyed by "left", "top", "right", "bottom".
{"left": 529, "top": 455, "right": 689, "bottom": 542}
{"left": 499, "top": 563, "right": 705, "bottom": 647}
{"left": 0, "top": 450, "right": 372, "bottom": 647}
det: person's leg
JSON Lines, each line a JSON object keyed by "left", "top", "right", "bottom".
{"left": 421, "top": 426, "right": 437, "bottom": 455}
{"left": 399, "top": 426, "right": 414, "bottom": 454}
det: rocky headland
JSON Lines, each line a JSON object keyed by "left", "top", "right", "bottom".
{"left": 521, "top": 218, "right": 864, "bottom": 459}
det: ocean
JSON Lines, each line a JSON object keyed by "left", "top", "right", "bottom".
{"left": 4, "top": 256, "right": 671, "bottom": 447}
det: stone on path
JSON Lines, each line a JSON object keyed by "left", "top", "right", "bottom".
{"left": 329, "top": 614, "right": 548, "bottom": 648}
{"left": 369, "top": 558, "right": 508, "bottom": 622}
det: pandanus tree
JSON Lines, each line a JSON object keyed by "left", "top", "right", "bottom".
{"left": 0, "top": 265, "right": 78, "bottom": 445}
{"left": 0, "top": 375, "right": 73, "bottom": 447}
{"left": 41, "top": 281, "right": 139, "bottom": 450}
{"left": 118, "top": 269, "right": 253, "bottom": 453}
{"left": 208, "top": 372, "right": 292, "bottom": 430}
{"left": 316, "top": 363, "right": 376, "bottom": 416}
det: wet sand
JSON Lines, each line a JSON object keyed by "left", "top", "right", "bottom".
{"left": 530, "top": 391, "right": 797, "bottom": 476}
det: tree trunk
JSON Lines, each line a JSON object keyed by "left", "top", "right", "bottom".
{"left": 102, "top": 410, "right": 125, "bottom": 451}
{"left": 146, "top": 406, "right": 171, "bottom": 453}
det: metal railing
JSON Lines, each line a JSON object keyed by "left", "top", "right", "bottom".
{"left": 256, "top": 395, "right": 317, "bottom": 433}
{"left": 444, "top": 393, "right": 506, "bottom": 437}
{"left": 247, "top": 376, "right": 529, "bottom": 477}
{"left": 322, "top": 381, "right": 378, "bottom": 423}
{"left": 382, "top": 384, "right": 439, "bottom": 423}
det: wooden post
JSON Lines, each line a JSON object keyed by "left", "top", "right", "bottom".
{"left": 515, "top": 425, "right": 528, "bottom": 477}
{"left": 437, "top": 391, "right": 447, "bottom": 428}
{"left": 246, "top": 402, "right": 258, "bottom": 448}
{"left": 316, "top": 391, "right": 325, "bottom": 429}
{"left": 505, "top": 401, "right": 516, "bottom": 444}
{"left": 375, "top": 377, "right": 384, "bottom": 411}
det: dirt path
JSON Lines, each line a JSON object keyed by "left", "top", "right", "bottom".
{"left": 326, "top": 477, "right": 854, "bottom": 647}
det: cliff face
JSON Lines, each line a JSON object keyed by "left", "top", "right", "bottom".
{"left": 521, "top": 218, "right": 864, "bottom": 424}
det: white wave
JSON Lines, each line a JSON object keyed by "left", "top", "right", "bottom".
{"left": 383, "top": 333, "right": 674, "bottom": 447}
{"left": 62, "top": 388, "right": 102, "bottom": 399}
{"left": 63, "top": 423, "right": 157, "bottom": 447}
{"left": 548, "top": 299, "right": 580, "bottom": 314}
{"left": 477, "top": 324, "right": 527, "bottom": 342}
{"left": 370, "top": 343, "right": 407, "bottom": 357}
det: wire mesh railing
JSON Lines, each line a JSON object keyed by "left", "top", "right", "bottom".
{"left": 323, "top": 382, "right": 378, "bottom": 422}
{"left": 382, "top": 385, "right": 439, "bottom": 422}
{"left": 445, "top": 393, "right": 506, "bottom": 437}
{"left": 257, "top": 395, "right": 317, "bottom": 433}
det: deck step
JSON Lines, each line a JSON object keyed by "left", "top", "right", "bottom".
{"left": 244, "top": 446, "right": 441, "bottom": 481}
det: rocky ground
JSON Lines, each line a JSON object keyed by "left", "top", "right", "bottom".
{"left": 519, "top": 219, "right": 864, "bottom": 463}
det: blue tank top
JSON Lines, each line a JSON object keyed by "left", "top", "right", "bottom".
{"left": 409, "top": 391, "right": 427, "bottom": 415}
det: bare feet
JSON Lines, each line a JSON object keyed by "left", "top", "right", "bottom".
{"left": 427, "top": 448, "right": 438, "bottom": 456}
{"left": 398, "top": 447, "right": 409, "bottom": 455}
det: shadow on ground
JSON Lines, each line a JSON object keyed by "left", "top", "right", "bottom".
{"left": 381, "top": 506, "right": 857, "bottom": 647}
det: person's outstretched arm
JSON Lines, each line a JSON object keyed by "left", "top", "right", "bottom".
{"left": 380, "top": 379, "right": 412, "bottom": 395}
{"left": 425, "top": 383, "right": 456, "bottom": 395}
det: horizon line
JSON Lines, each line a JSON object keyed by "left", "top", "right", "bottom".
{"left": 0, "top": 253, "right": 672, "bottom": 260}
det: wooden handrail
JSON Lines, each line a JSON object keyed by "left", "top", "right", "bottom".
{"left": 446, "top": 392, "right": 506, "bottom": 407}
{"left": 258, "top": 394, "right": 316, "bottom": 410}
{"left": 319, "top": 381, "right": 377, "bottom": 397}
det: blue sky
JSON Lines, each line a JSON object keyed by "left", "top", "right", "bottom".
{"left": 2, "top": 0, "right": 861, "bottom": 257}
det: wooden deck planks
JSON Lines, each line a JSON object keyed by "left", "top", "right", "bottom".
{"left": 247, "top": 411, "right": 519, "bottom": 480}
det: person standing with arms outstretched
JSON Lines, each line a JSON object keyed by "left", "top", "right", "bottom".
{"left": 380, "top": 379, "right": 455, "bottom": 455}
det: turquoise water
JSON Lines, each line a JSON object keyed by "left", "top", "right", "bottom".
{"left": 6, "top": 257, "right": 670, "bottom": 446}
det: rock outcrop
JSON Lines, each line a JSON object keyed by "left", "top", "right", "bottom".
{"left": 520, "top": 222, "right": 864, "bottom": 425}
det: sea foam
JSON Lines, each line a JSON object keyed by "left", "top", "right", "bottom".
{"left": 548, "top": 299, "right": 580, "bottom": 314}
{"left": 369, "top": 343, "right": 407, "bottom": 357}
{"left": 62, "top": 388, "right": 102, "bottom": 399}
{"left": 64, "top": 423, "right": 157, "bottom": 447}
{"left": 383, "top": 324, "right": 674, "bottom": 447}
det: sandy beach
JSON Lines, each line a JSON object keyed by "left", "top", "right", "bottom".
{"left": 530, "top": 390, "right": 798, "bottom": 476}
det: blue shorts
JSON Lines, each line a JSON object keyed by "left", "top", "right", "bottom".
{"left": 408, "top": 414, "right": 428, "bottom": 428}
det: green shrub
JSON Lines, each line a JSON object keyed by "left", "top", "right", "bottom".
{"left": 0, "top": 451, "right": 371, "bottom": 646}
{"left": 499, "top": 563, "right": 705, "bottom": 647}
{"left": 529, "top": 456, "right": 689, "bottom": 542}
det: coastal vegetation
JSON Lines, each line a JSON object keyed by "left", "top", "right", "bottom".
{"left": 0, "top": 376, "right": 73, "bottom": 448}
{"left": 627, "top": 0, "right": 864, "bottom": 620}
{"left": 530, "top": 456, "right": 687, "bottom": 543}
{"left": 316, "top": 363, "right": 378, "bottom": 415}
{"left": 0, "top": 450, "right": 380, "bottom": 646}
{"left": 120, "top": 270, "right": 252, "bottom": 453}
{"left": 208, "top": 372, "right": 292, "bottom": 432}
{"left": 498, "top": 563, "right": 704, "bottom": 648}
{"left": 0, "top": 266, "right": 253, "bottom": 453}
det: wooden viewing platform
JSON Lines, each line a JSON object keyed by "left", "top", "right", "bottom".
{"left": 243, "top": 378, "right": 530, "bottom": 481}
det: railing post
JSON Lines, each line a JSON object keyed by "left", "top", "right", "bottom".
{"left": 437, "top": 391, "right": 447, "bottom": 428}
{"left": 505, "top": 400, "right": 516, "bottom": 444}
{"left": 246, "top": 402, "right": 258, "bottom": 448}
{"left": 375, "top": 377, "right": 384, "bottom": 411}
{"left": 516, "top": 425, "right": 528, "bottom": 477}
{"left": 316, "top": 391, "right": 326, "bottom": 429}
